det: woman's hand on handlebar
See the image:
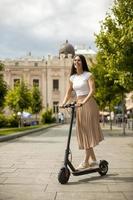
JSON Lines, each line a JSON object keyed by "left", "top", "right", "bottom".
{"left": 59, "top": 103, "right": 66, "bottom": 108}
{"left": 75, "top": 102, "right": 83, "bottom": 107}
{"left": 59, "top": 102, "right": 74, "bottom": 109}
{"left": 59, "top": 102, "right": 83, "bottom": 108}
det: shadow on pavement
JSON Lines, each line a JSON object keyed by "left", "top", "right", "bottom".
{"left": 68, "top": 173, "right": 133, "bottom": 185}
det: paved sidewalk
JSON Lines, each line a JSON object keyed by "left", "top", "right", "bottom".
{"left": 0, "top": 124, "right": 133, "bottom": 200}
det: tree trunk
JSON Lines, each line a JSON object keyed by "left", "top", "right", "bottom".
{"left": 122, "top": 93, "right": 126, "bottom": 135}
{"left": 109, "top": 105, "right": 112, "bottom": 131}
{"left": 102, "top": 110, "right": 105, "bottom": 127}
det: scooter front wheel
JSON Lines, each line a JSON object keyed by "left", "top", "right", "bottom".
{"left": 58, "top": 167, "right": 70, "bottom": 184}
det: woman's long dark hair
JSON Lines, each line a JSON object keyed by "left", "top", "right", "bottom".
{"left": 70, "top": 54, "right": 89, "bottom": 76}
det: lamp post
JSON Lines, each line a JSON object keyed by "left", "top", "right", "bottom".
{"left": 17, "top": 112, "right": 21, "bottom": 128}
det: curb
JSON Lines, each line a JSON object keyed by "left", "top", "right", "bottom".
{"left": 0, "top": 123, "right": 59, "bottom": 142}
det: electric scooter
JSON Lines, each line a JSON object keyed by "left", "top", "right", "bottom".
{"left": 58, "top": 102, "right": 108, "bottom": 184}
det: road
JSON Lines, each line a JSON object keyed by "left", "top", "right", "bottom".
{"left": 0, "top": 124, "right": 133, "bottom": 200}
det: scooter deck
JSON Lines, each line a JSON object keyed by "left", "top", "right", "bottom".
{"left": 72, "top": 167, "right": 99, "bottom": 176}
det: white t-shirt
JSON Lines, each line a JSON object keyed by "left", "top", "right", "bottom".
{"left": 70, "top": 71, "right": 92, "bottom": 96}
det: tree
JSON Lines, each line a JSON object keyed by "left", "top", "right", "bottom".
{"left": 31, "top": 86, "right": 42, "bottom": 120}
{"left": 91, "top": 57, "right": 121, "bottom": 130}
{"left": 5, "top": 80, "right": 31, "bottom": 114}
{"left": 94, "top": 0, "right": 133, "bottom": 134}
{"left": 0, "top": 63, "right": 7, "bottom": 112}
{"left": 96, "top": 0, "right": 133, "bottom": 90}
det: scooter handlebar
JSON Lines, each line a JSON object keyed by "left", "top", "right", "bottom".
{"left": 60, "top": 102, "right": 82, "bottom": 109}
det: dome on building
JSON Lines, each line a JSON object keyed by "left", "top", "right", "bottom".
{"left": 59, "top": 40, "right": 75, "bottom": 58}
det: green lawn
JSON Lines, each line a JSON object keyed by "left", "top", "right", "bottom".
{"left": 0, "top": 125, "right": 45, "bottom": 136}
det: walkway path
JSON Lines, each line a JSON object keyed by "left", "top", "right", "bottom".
{"left": 0, "top": 124, "right": 133, "bottom": 200}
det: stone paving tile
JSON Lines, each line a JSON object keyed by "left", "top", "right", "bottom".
{"left": 12, "top": 162, "right": 56, "bottom": 170}
{"left": 0, "top": 163, "right": 14, "bottom": 168}
{"left": 14, "top": 168, "right": 51, "bottom": 177}
{"left": 55, "top": 191, "right": 126, "bottom": 200}
{"left": 46, "top": 182, "right": 109, "bottom": 192}
{"left": 0, "top": 178, "right": 7, "bottom": 184}
{"left": 123, "top": 192, "right": 133, "bottom": 200}
{"left": 3, "top": 176, "right": 51, "bottom": 185}
{"left": 108, "top": 183, "right": 133, "bottom": 192}
{"left": 0, "top": 192, "right": 56, "bottom": 200}
{"left": 0, "top": 168, "right": 16, "bottom": 173}
{"left": 0, "top": 169, "right": 51, "bottom": 178}
{"left": 111, "top": 168, "right": 133, "bottom": 173}
{"left": 0, "top": 184, "right": 46, "bottom": 193}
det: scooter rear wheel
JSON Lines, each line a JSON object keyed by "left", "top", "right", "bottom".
{"left": 58, "top": 167, "right": 70, "bottom": 184}
{"left": 98, "top": 160, "right": 108, "bottom": 176}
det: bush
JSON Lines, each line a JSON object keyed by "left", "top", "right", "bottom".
{"left": 7, "top": 115, "right": 18, "bottom": 127}
{"left": 0, "top": 114, "right": 7, "bottom": 128}
{"left": 41, "top": 108, "right": 56, "bottom": 124}
{"left": 0, "top": 114, "right": 18, "bottom": 128}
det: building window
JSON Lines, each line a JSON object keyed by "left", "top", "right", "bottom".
{"left": 53, "top": 101, "right": 59, "bottom": 113}
{"left": 53, "top": 79, "right": 59, "bottom": 90}
{"left": 14, "top": 79, "right": 20, "bottom": 86}
{"left": 33, "top": 79, "right": 39, "bottom": 87}
{"left": 34, "top": 62, "right": 38, "bottom": 67}
{"left": 15, "top": 62, "right": 19, "bottom": 66}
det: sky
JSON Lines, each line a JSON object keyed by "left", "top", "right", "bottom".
{"left": 0, "top": 0, "right": 114, "bottom": 59}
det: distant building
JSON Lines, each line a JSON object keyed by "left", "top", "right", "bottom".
{"left": 126, "top": 92, "right": 133, "bottom": 112}
{"left": 75, "top": 45, "right": 97, "bottom": 68}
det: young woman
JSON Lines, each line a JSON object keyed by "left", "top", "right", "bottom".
{"left": 61, "top": 54, "right": 104, "bottom": 169}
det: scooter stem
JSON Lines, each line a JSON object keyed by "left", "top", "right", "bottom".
{"left": 64, "top": 106, "right": 75, "bottom": 166}
{"left": 66, "top": 106, "right": 75, "bottom": 150}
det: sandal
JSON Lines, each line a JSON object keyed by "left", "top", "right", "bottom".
{"left": 76, "top": 161, "right": 90, "bottom": 170}
{"left": 90, "top": 161, "right": 99, "bottom": 167}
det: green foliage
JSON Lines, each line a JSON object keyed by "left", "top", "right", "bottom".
{"left": 41, "top": 108, "right": 55, "bottom": 124}
{"left": 93, "top": 0, "right": 133, "bottom": 113}
{"left": 0, "top": 62, "right": 4, "bottom": 71}
{"left": 31, "top": 86, "right": 42, "bottom": 115}
{"left": 95, "top": 0, "right": 133, "bottom": 93}
{"left": 92, "top": 63, "right": 120, "bottom": 111}
{"left": 5, "top": 80, "right": 31, "bottom": 113}
{"left": 6, "top": 115, "right": 18, "bottom": 127}
{"left": 0, "top": 114, "right": 18, "bottom": 128}
{"left": 0, "top": 63, "right": 7, "bottom": 110}
{"left": 0, "top": 114, "right": 7, "bottom": 128}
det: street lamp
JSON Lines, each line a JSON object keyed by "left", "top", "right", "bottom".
{"left": 17, "top": 112, "right": 21, "bottom": 128}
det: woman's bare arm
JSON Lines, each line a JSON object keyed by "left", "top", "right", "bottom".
{"left": 62, "top": 81, "right": 73, "bottom": 105}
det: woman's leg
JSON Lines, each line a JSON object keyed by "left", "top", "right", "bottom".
{"left": 84, "top": 148, "right": 96, "bottom": 164}
{"left": 77, "top": 148, "right": 97, "bottom": 169}
{"left": 89, "top": 148, "right": 97, "bottom": 163}
{"left": 84, "top": 149, "right": 91, "bottom": 163}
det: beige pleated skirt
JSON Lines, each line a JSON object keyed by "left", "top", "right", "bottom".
{"left": 76, "top": 95, "right": 104, "bottom": 149}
